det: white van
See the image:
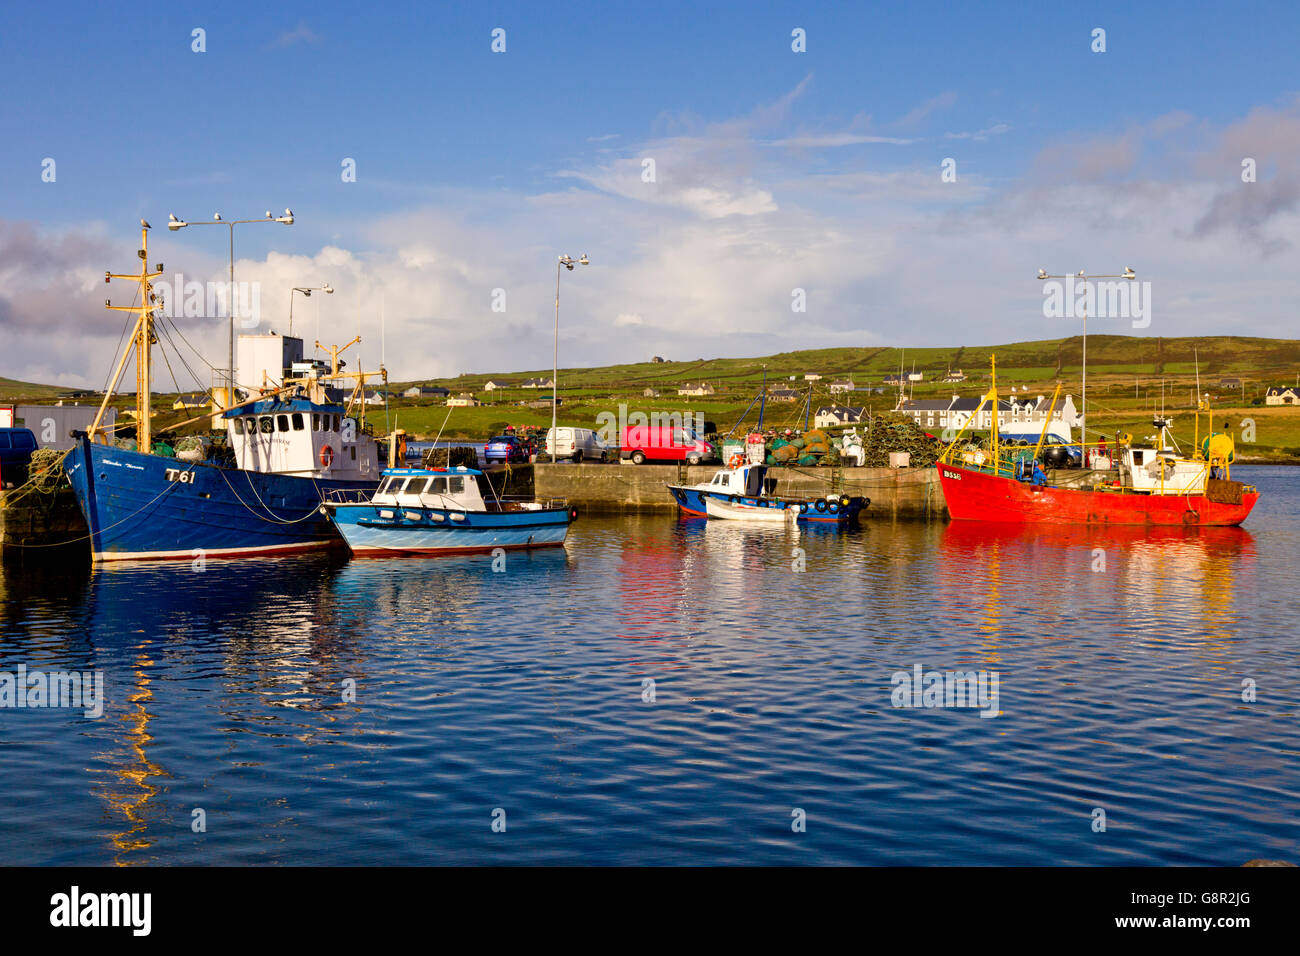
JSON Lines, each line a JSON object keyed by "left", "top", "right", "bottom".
{"left": 545, "top": 427, "right": 609, "bottom": 463}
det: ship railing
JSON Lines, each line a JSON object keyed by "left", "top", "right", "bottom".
{"left": 321, "top": 487, "right": 374, "bottom": 505}
{"left": 490, "top": 495, "right": 569, "bottom": 511}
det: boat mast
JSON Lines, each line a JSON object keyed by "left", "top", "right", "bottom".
{"left": 93, "top": 222, "right": 164, "bottom": 449}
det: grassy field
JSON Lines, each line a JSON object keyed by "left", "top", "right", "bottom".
{"left": 7, "top": 334, "right": 1299, "bottom": 458}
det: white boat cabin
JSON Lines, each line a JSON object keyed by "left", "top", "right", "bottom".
{"left": 373, "top": 467, "right": 488, "bottom": 512}
{"left": 1119, "top": 446, "right": 1209, "bottom": 495}
{"left": 226, "top": 399, "right": 380, "bottom": 480}
{"left": 695, "top": 464, "right": 772, "bottom": 498}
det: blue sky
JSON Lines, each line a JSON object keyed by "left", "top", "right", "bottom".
{"left": 3, "top": 0, "right": 1299, "bottom": 386}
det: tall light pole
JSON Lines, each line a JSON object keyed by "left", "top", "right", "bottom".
{"left": 289, "top": 284, "right": 333, "bottom": 338}
{"left": 1037, "top": 267, "right": 1135, "bottom": 454}
{"left": 552, "top": 253, "right": 589, "bottom": 459}
{"left": 168, "top": 209, "right": 294, "bottom": 405}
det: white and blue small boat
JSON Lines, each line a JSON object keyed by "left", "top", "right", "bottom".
{"left": 321, "top": 466, "right": 574, "bottom": 557}
{"left": 667, "top": 463, "right": 868, "bottom": 525}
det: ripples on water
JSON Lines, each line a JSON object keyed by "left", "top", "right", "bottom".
{"left": 1, "top": 467, "right": 1298, "bottom": 865}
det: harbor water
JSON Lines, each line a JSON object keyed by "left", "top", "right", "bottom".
{"left": 1, "top": 466, "right": 1297, "bottom": 865}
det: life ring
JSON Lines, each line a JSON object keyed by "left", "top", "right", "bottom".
{"left": 814, "top": 499, "right": 827, "bottom": 512}
{"left": 320, "top": 445, "right": 335, "bottom": 468}
{"left": 728, "top": 453, "right": 744, "bottom": 468}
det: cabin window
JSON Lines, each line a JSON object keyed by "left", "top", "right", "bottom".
{"left": 447, "top": 476, "right": 464, "bottom": 494}
{"left": 332, "top": 415, "right": 340, "bottom": 432}
{"left": 277, "top": 415, "right": 290, "bottom": 432}
{"left": 408, "top": 477, "right": 431, "bottom": 495}
{"left": 312, "top": 413, "right": 320, "bottom": 431}
{"left": 230, "top": 418, "right": 244, "bottom": 435}
{"left": 292, "top": 413, "right": 304, "bottom": 431}
{"left": 426, "top": 476, "right": 446, "bottom": 494}
{"left": 259, "top": 416, "right": 274, "bottom": 434}
{"left": 350, "top": 446, "right": 356, "bottom": 461}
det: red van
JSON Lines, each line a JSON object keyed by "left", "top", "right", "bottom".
{"left": 621, "top": 424, "right": 715, "bottom": 465}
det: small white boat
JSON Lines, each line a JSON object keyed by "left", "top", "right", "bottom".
{"left": 704, "top": 494, "right": 797, "bottom": 524}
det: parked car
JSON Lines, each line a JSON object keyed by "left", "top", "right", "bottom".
{"left": 483, "top": 434, "right": 530, "bottom": 463}
{"left": 0, "top": 427, "right": 38, "bottom": 486}
{"left": 545, "top": 427, "right": 611, "bottom": 463}
{"left": 621, "top": 424, "right": 715, "bottom": 465}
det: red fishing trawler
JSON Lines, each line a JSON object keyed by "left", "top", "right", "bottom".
{"left": 935, "top": 358, "right": 1259, "bottom": 527}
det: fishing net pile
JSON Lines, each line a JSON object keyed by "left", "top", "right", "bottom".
{"left": 760, "top": 417, "right": 942, "bottom": 468}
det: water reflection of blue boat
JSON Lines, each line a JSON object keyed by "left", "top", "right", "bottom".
{"left": 323, "top": 467, "right": 574, "bottom": 556}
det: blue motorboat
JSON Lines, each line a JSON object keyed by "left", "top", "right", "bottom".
{"left": 322, "top": 467, "right": 575, "bottom": 556}
{"left": 667, "top": 463, "right": 868, "bottom": 524}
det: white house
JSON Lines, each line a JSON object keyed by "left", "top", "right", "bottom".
{"left": 483, "top": 379, "right": 514, "bottom": 391}
{"left": 941, "top": 370, "right": 967, "bottom": 383}
{"left": 446, "top": 393, "right": 480, "bottom": 407}
{"left": 1265, "top": 386, "right": 1299, "bottom": 406}
{"left": 899, "top": 393, "right": 1080, "bottom": 439}
{"left": 829, "top": 379, "right": 856, "bottom": 394}
{"left": 521, "top": 377, "right": 554, "bottom": 389}
{"left": 814, "top": 405, "right": 865, "bottom": 428}
{"left": 769, "top": 388, "right": 800, "bottom": 402}
{"left": 804, "top": 373, "right": 823, "bottom": 381}
{"left": 677, "top": 382, "right": 716, "bottom": 396}
{"left": 642, "top": 387, "right": 661, "bottom": 398}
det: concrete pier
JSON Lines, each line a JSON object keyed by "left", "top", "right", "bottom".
{"left": 0, "top": 487, "right": 88, "bottom": 561}
{"left": 526, "top": 462, "right": 948, "bottom": 518}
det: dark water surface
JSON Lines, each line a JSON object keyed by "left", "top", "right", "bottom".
{"left": 2, "top": 466, "right": 1298, "bottom": 865}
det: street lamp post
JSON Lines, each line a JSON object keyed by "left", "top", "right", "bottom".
{"left": 289, "top": 284, "right": 333, "bottom": 338}
{"left": 1037, "top": 267, "right": 1135, "bottom": 459}
{"left": 168, "top": 209, "right": 295, "bottom": 404}
{"left": 552, "top": 253, "right": 589, "bottom": 460}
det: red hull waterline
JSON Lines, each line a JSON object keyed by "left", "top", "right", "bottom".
{"left": 936, "top": 463, "right": 1258, "bottom": 527}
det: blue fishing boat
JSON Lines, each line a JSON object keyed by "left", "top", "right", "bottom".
{"left": 667, "top": 463, "right": 868, "bottom": 524}
{"left": 322, "top": 467, "right": 574, "bottom": 556}
{"left": 64, "top": 222, "right": 387, "bottom": 561}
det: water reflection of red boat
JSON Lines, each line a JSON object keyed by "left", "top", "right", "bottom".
{"left": 939, "top": 518, "right": 1257, "bottom": 559}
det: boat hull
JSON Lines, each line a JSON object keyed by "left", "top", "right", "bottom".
{"left": 704, "top": 496, "right": 794, "bottom": 523}
{"left": 324, "top": 502, "right": 571, "bottom": 556}
{"left": 666, "top": 484, "right": 709, "bottom": 516}
{"left": 64, "top": 437, "right": 375, "bottom": 561}
{"left": 936, "top": 462, "right": 1259, "bottom": 526}
{"left": 696, "top": 490, "right": 865, "bottom": 524}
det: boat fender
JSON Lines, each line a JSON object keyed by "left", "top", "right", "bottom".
{"left": 799, "top": 502, "right": 808, "bottom": 514}
{"left": 814, "top": 499, "right": 827, "bottom": 512}
{"left": 839, "top": 496, "right": 850, "bottom": 507}
{"left": 320, "top": 445, "right": 334, "bottom": 468}
{"left": 730, "top": 495, "right": 740, "bottom": 504}
{"left": 570, "top": 507, "right": 579, "bottom": 520}
{"left": 828, "top": 501, "right": 840, "bottom": 514}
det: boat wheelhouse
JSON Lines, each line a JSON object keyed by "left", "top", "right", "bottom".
{"left": 225, "top": 397, "right": 380, "bottom": 480}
